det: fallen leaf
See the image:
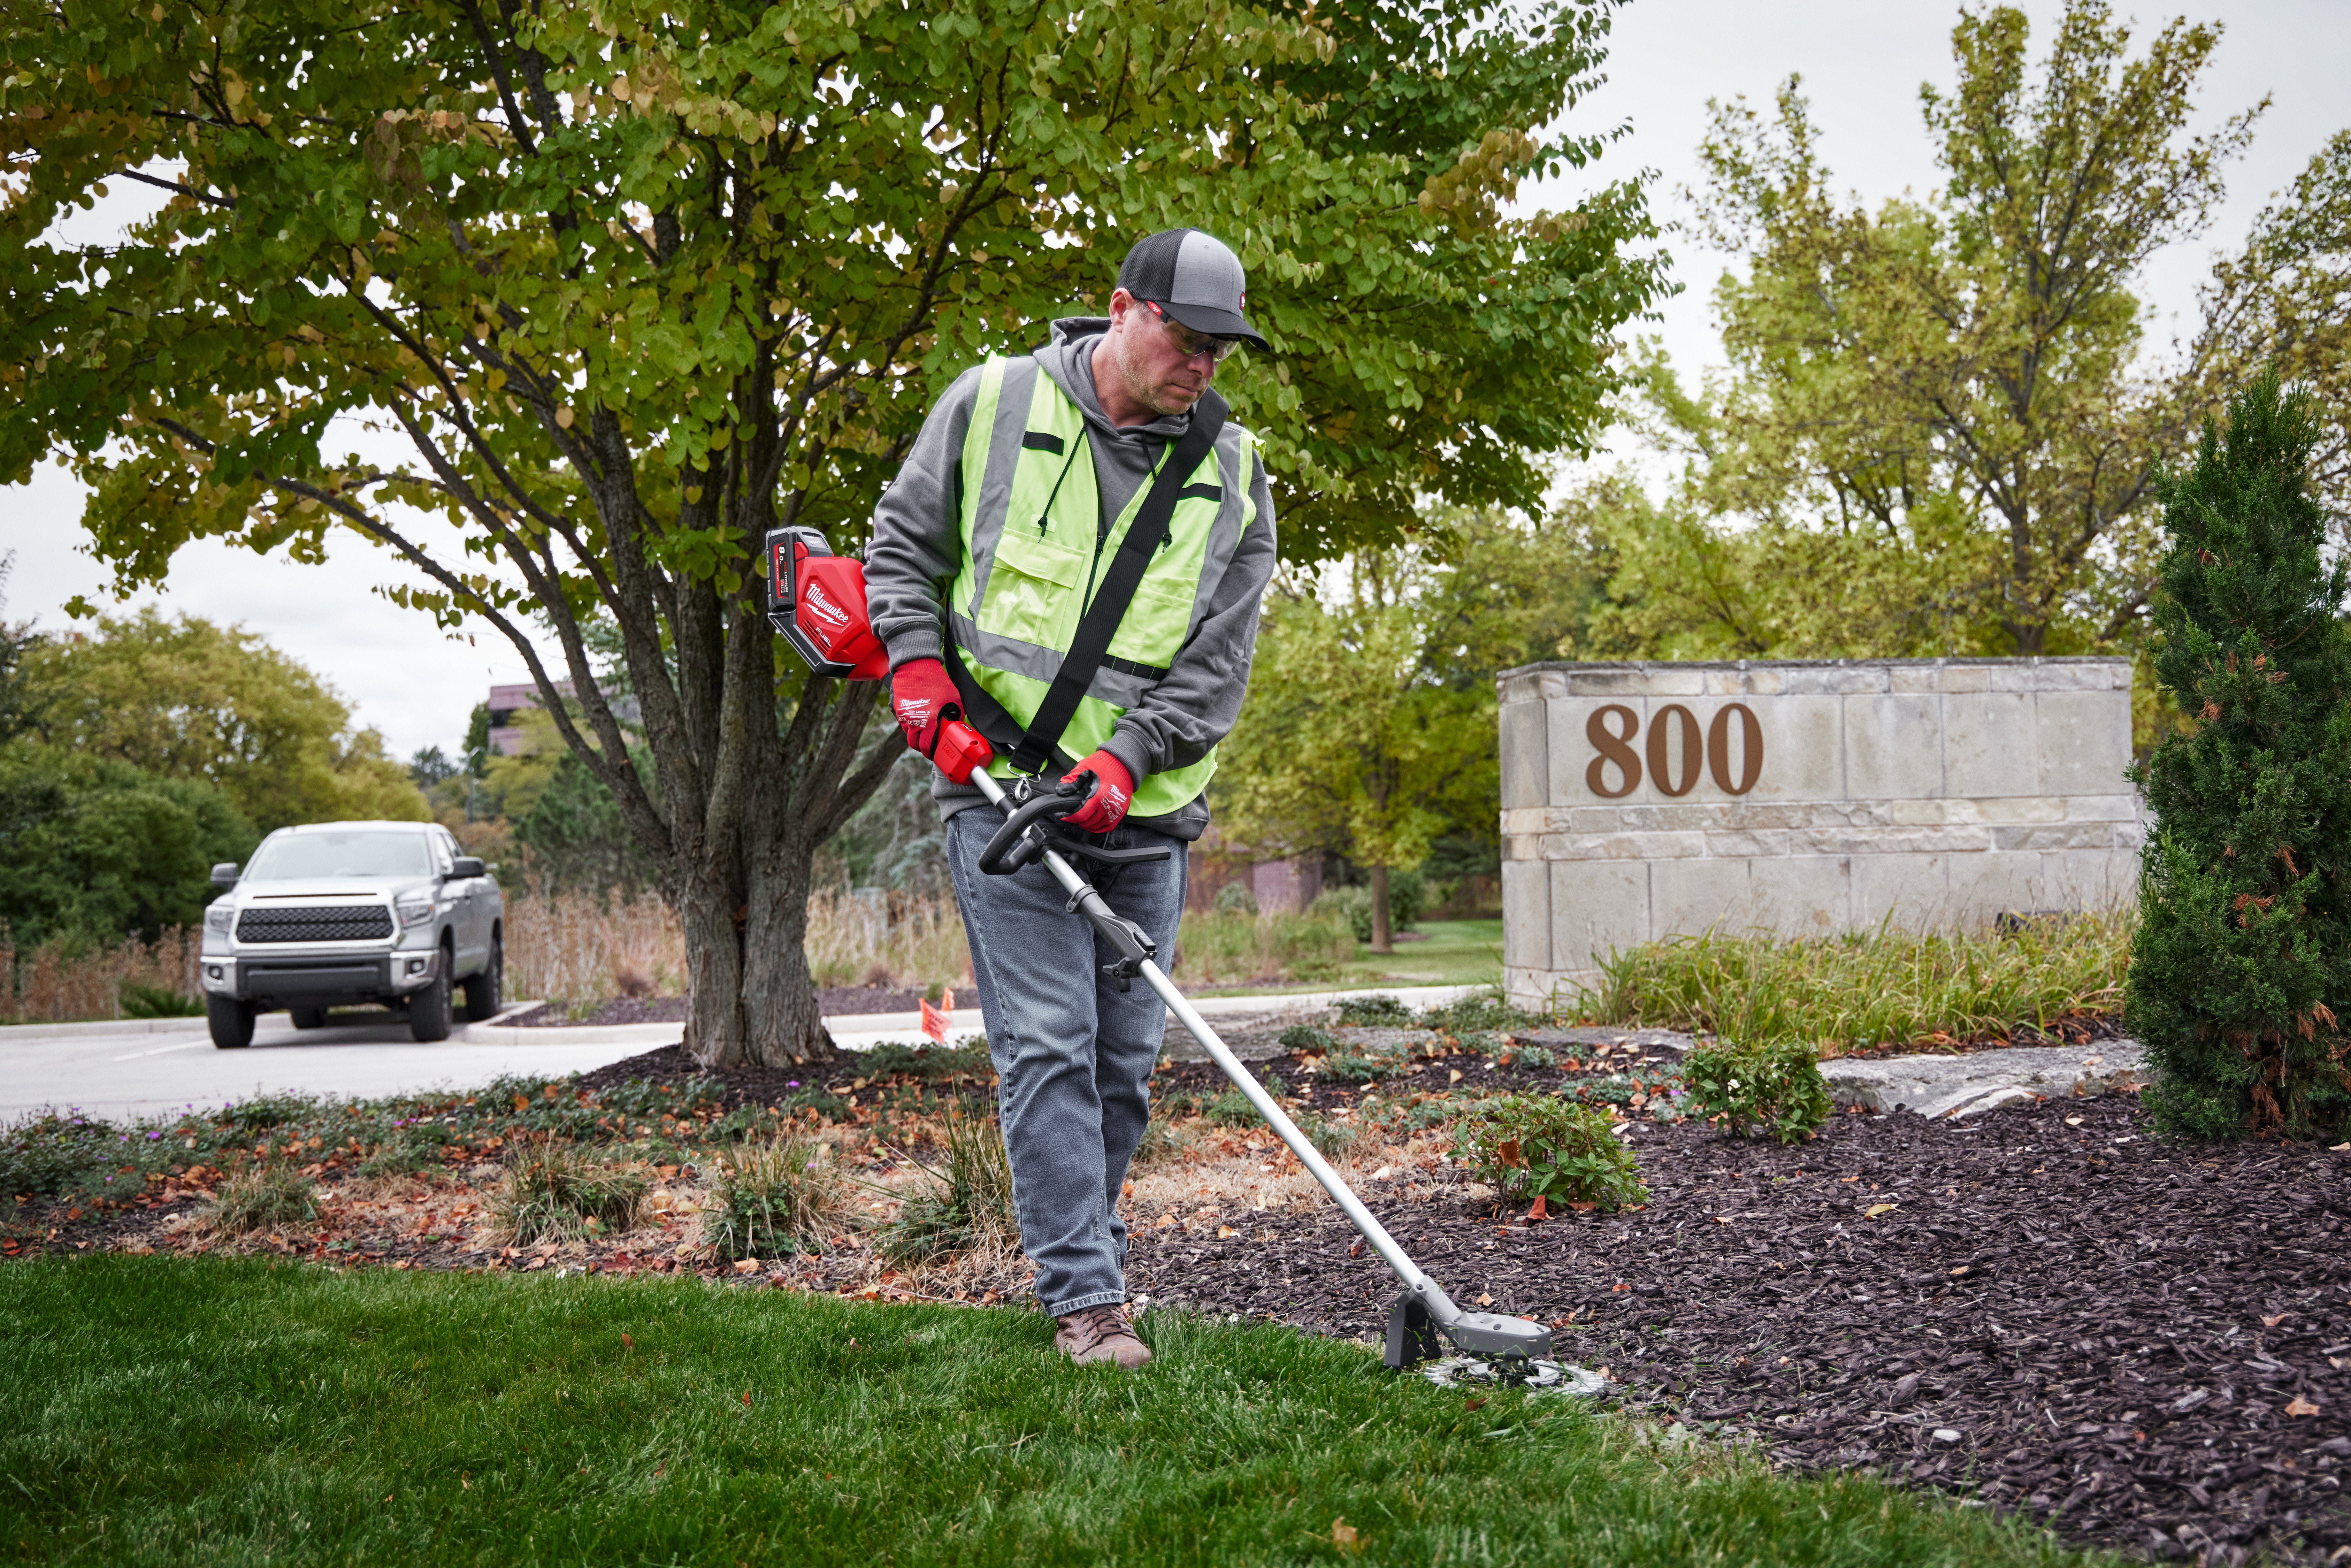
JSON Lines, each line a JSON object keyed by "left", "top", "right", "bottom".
{"left": 1526, "top": 1195, "right": 1548, "bottom": 1221}
{"left": 1610, "top": 1281, "right": 1630, "bottom": 1293}
{"left": 1865, "top": 1203, "right": 1898, "bottom": 1218}
{"left": 1464, "top": 1396, "right": 1487, "bottom": 1412}
{"left": 1331, "top": 1518, "right": 1359, "bottom": 1549}
{"left": 2064, "top": 1115, "right": 2084, "bottom": 1127}
{"left": 2261, "top": 1313, "right": 2286, "bottom": 1327}
{"left": 1475, "top": 1292, "right": 1494, "bottom": 1306}
{"left": 1567, "top": 1200, "right": 1596, "bottom": 1214}
{"left": 1713, "top": 1215, "right": 1732, "bottom": 1224}
{"left": 2285, "top": 1395, "right": 2320, "bottom": 1417}
{"left": 1449, "top": 1069, "right": 1464, "bottom": 1084}
{"left": 622, "top": 1332, "right": 634, "bottom": 1350}
{"left": 741, "top": 1390, "right": 752, "bottom": 1407}
{"left": 1950, "top": 1266, "right": 1970, "bottom": 1276}
{"left": 733, "top": 1259, "right": 759, "bottom": 1274}
{"left": 1217, "top": 1225, "right": 1238, "bottom": 1238}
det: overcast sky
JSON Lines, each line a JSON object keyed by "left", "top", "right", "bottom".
{"left": 4, "top": 0, "right": 2344, "bottom": 760}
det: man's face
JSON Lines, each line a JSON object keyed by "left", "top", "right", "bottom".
{"left": 1101, "top": 288, "right": 1225, "bottom": 416}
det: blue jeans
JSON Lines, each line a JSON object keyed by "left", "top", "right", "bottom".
{"left": 944, "top": 805, "right": 1188, "bottom": 1316}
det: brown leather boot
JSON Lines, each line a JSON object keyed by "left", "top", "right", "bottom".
{"left": 1054, "top": 1304, "right": 1151, "bottom": 1369}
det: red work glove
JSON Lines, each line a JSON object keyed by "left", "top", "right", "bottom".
{"left": 890, "top": 659, "right": 962, "bottom": 764}
{"left": 1058, "top": 750, "right": 1135, "bottom": 834}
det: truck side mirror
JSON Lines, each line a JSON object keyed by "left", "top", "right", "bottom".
{"left": 449, "top": 856, "right": 486, "bottom": 880}
{"left": 210, "top": 863, "right": 240, "bottom": 889}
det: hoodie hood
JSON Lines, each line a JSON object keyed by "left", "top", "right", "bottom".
{"left": 1036, "top": 316, "right": 1195, "bottom": 442}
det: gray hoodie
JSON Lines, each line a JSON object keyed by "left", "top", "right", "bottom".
{"left": 864, "top": 316, "right": 1277, "bottom": 839}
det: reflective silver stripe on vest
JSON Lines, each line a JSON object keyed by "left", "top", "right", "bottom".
{"left": 963, "top": 356, "right": 1044, "bottom": 621}
{"left": 948, "top": 612, "right": 1162, "bottom": 710}
{"left": 1186, "top": 427, "right": 1252, "bottom": 637}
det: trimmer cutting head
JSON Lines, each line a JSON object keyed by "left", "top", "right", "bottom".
{"left": 1384, "top": 1294, "right": 1552, "bottom": 1368}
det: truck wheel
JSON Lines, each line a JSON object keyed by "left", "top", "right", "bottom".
{"left": 208, "top": 994, "right": 256, "bottom": 1049}
{"left": 289, "top": 1007, "right": 328, "bottom": 1030}
{"left": 409, "top": 954, "right": 453, "bottom": 1043}
{"left": 462, "top": 934, "right": 503, "bottom": 1023}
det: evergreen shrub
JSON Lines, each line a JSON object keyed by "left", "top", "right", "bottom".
{"left": 2126, "top": 373, "right": 2351, "bottom": 1141}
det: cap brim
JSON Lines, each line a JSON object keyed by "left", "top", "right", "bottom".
{"left": 1157, "top": 300, "right": 1269, "bottom": 351}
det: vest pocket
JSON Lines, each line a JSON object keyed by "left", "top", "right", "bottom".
{"left": 979, "top": 533, "right": 1086, "bottom": 647}
{"left": 1106, "top": 575, "right": 1195, "bottom": 667}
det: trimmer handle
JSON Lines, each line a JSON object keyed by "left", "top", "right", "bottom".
{"left": 976, "top": 774, "right": 1091, "bottom": 875}
{"left": 933, "top": 715, "right": 992, "bottom": 786}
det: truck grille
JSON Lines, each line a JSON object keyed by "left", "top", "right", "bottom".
{"left": 235, "top": 905, "right": 394, "bottom": 943}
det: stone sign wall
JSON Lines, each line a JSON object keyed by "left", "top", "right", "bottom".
{"left": 1498, "top": 659, "right": 2141, "bottom": 1008}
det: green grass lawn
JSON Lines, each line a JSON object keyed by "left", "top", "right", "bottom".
{"left": 0, "top": 1256, "right": 2104, "bottom": 1567}
{"left": 1206, "top": 918, "right": 1505, "bottom": 998}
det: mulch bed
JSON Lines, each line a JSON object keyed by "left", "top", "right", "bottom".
{"left": 505, "top": 985, "right": 931, "bottom": 1028}
{"left": 1128, "top": 1086, "right": 2351, "bottom": 1566}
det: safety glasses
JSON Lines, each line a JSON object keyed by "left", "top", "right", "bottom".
{"left": 1143, "top": 300, "right": 1243, "bottom": 363}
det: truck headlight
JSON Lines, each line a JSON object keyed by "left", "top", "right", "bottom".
{"left": 394, "top": 895, "right": 436, "bottom": 928}
{"left": 204, "top": 905, "right": 233, "bottom": 934}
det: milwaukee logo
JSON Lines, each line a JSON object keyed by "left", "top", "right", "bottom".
{"left": 801, "top": 582, "right": 850, "bottom": 631}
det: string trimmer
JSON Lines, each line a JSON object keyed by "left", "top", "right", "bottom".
{"left": 768, "top": 525, "right": 1568, "bottom": 1377}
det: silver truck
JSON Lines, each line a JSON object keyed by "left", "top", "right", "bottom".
{"left": 199, "top": 821, "right": 505, "bottom": 1048}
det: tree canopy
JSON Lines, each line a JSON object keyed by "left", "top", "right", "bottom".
{"left": 1611, "top": 0, "right": 2274, "bottom": 661}
{"left": 1, "top": 0, "right": 1664, "bottom": 1064}
{"left": 22, "top": 609, "right": 427, "bottom": 831}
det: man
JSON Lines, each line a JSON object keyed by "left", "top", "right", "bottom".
{"left": 865, "top": 228, "right": 1276, "bottom": 1369}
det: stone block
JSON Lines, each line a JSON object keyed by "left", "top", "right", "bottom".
{"left": 1750, "top": 854, "right": 1850, "bottom": 935}
{"left": 1947, "top": 852, "right": 2041, "bottom": 924}
{"left": 1889, "top": 799, "right": 1955, "bottom": 826}
{"left": 2043, "top": 849, "right": 2136, "bottom": 910}
{"left": 1890, "top": 665, "right": 1947, "bottom": 693}
{"left": 1501, "top": 858, "right": 1551, "bottom": 971}
{"left": 1538, "top": 831, "right": 1707, "bottom": 862}
{"left": 2063, "top": 793, "right": 2142, "bottom": 822}
{"left": 1843, "top": 692, "right": 1945, "bottom": 799}
{"left": 1944, "top": 690, "right": 2035, "bottom": 798}
{"left": 2035, "top": 689, "right": 2131, "bottom": 796}
{"left": 1743, "top": 695, "right": 1843, "bottom": 802}
{"left": 1934, "top": 663, "right": 1993, "bottom": 692}
{"left": 1991, "top": 822, "right": 2118, "bottom": 853}
{"left": 1651, "top": 858, "right": 1754, "bottom": 938}
{"left": 1563, "top": 668, "right": 1657, "bottom": 696}
{"left": 1549, "top": 860, "right": 1648, "bottom": 973}
{"left": 1791, "top": 826, "right": 1991, "bottom": 857}
{"left": 1959, "top": 795, "right": 2065, "bottom": 825}
{"left": 1704, "top": 829, "right": 1790, "bottom": 858}
{"left": 1852, "top": 853, "right": 1955, "bottom": 927}
{"left": 1500, "top": 698, "right": 1548, "bottom": 810}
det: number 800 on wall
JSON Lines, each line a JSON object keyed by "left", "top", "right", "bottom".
{"left": 1584, "top": 703, "right": 1764, "bottom": 799}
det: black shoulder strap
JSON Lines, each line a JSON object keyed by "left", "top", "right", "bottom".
{"left": 1001, "top": 389, "right": 1228, "bottom": 775}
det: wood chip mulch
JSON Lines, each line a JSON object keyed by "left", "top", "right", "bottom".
{"left": 1127, "top": 1090, "right": 2351, "bottom": 1564}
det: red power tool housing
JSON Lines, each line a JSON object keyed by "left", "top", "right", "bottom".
{"left": 763, "top": 526, "right": 993, "bottom": 783}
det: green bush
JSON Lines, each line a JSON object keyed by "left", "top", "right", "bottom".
{"left": 491, "top": 1141, "right": 647, "bottom": 1244}
{"left": 119, "top": 983, "right": 203, "bottom": 1018}
{"left": 877, "top": 1113, "right": 1017, "bottom": 1267}
{"left": 858, "top": 1040, "right": 992, "bottom": 1082}
{"left": 1679, "top": 1041, "right": 1831, "bottom": 1143}
{"left": 1455, "top": 1096, "right": 1645, "bottom": 1212}
{"left": 1494, "top": 1039, "right": 1557, "bottom": 1069}
{"left": 0, "top": 1114, "right": 111, "bottom": 1197}
{"left": 1212, "top": 881, "right": 1258, "bottom": 916}
{"left": 1334, "top": 993, "right": 1413, "bottom": 1027}
{"left": 1417, "top": 990, "right": 1531, "bottom": 1033}
{"left": 203, "top": 1165, "right": 318, "bottom": 1234}
{"left": 702, "top": 1133, "right": 844, "bottom": 1260}
{"left": 1277, "top": 1023, "right": 1337, "bottom": 1053}
{"left": 1310, "top": 885, "right": 1374, "bottom": 942}
{"left": 2126, "top": 372, "right": 2351, "bottom": 1141}
{"left": 1388, "top": 868, "right": 1427, "bottom": 929}
{"left": 1315, "top": 1049, "right": 1404, "bottom": 1083}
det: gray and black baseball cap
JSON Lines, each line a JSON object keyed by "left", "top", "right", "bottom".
{"left": 1116, "top": 228, "right": 1268, "bottom": 349}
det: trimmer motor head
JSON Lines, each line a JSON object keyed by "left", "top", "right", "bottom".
{"left": 764, "top": 525, "right": 888, "bottom": 681}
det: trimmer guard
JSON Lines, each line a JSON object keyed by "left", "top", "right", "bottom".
{"left": 1385, "top": 1296, "right": 1551, "bottom": 1369}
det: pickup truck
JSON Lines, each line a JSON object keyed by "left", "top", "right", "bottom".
{"left": 200, "top": 821, "right": 505, "bottom": 1048}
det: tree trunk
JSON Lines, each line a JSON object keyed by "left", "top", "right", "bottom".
{"left": 1369, "top": 864, "right": 1393, "bottom": 954}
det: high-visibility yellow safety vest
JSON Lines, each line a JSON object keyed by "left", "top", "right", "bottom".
{"left": 951, "top": 355, "right": 1259, "bottom": 818}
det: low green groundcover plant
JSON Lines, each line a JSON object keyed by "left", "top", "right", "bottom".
{"left": 1680, "top": 1041, "right": 1834, "bottom": 1144}
{"left": 0, "top": 1255, "right": 2099, "bottom": 1567}
{"left": 1456, "top": 1095, "right": 1647, "bottom": 1212}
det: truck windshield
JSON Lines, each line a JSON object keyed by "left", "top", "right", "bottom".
{"left": 245, "top": 831, "right": 435, "bottom": 880}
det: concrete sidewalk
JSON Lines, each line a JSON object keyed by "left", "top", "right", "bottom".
{"left": 2, "top": 983, "right": 1484, "bottom": 1124}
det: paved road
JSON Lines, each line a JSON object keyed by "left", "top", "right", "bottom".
{"left": 3, "top": 983, "right": 1476, "bottom": 1126}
